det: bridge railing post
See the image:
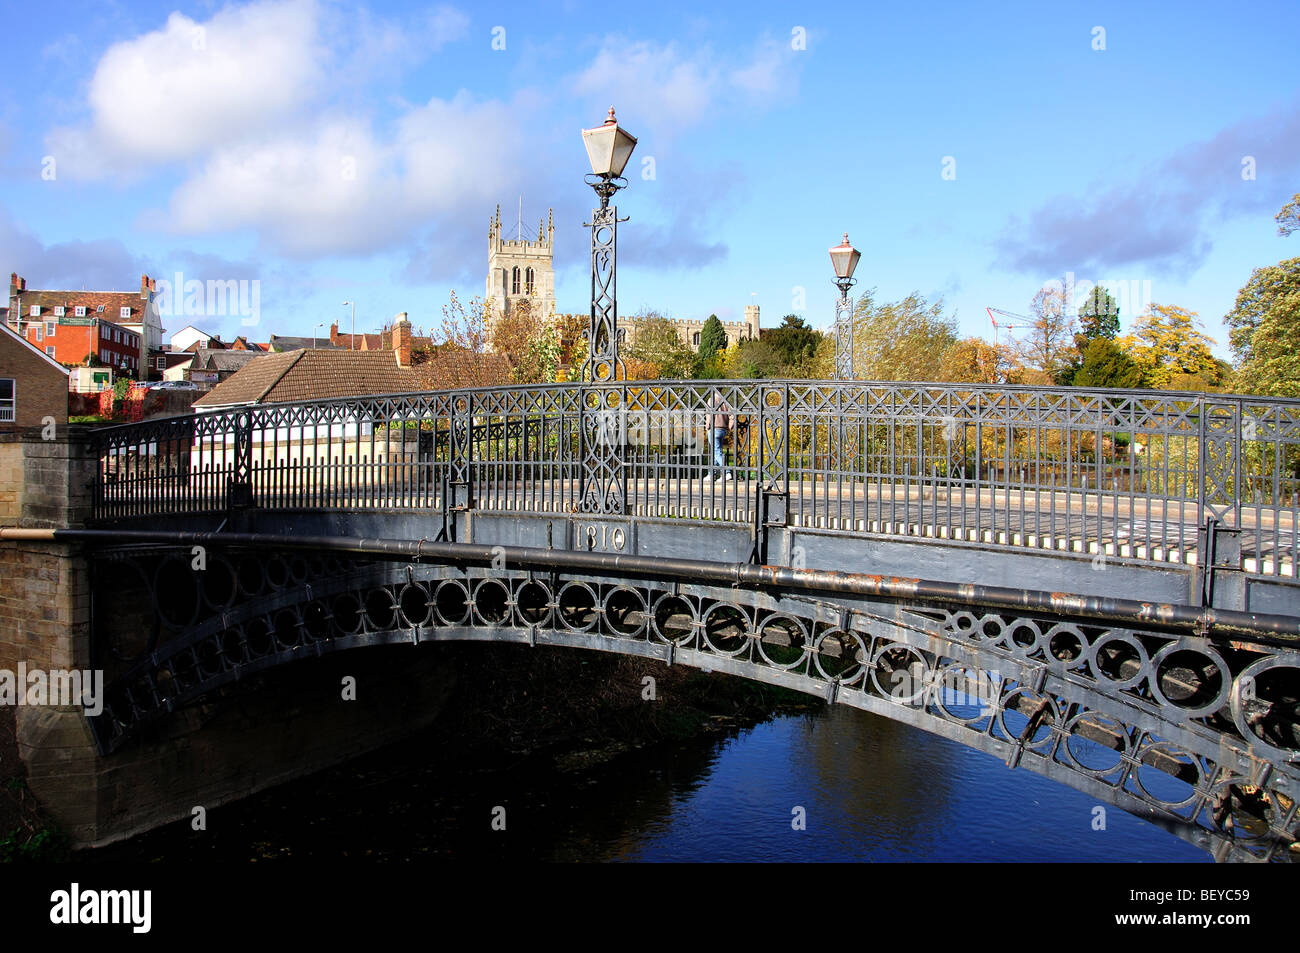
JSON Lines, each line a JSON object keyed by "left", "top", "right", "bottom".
{"left": 450, "top": 393, "right": 474, "bottom": 511}
{"left": 227, "top": 411, "right": 255, "bottom": 509}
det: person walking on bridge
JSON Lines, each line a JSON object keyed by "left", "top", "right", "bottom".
{"left": 709, "top": 390, "right": 735, "bottom": 480}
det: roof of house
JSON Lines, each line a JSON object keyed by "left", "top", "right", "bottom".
{"left": 333, "top": 332, "right": 384, "bottom": 350}
{"left": 8, "top": 288, "right": 146, "bottom": 324}
{"left": 267, "top": 334, "right": 344, "bottom": 352}
{"left": 192, "top": 348, "right": 263, "bottom": 372}
{"left": 0, "top": 320, "right": 71, "bottom": 375}
{"left": 192, "top": 348, "right": 509, "bottom": 408}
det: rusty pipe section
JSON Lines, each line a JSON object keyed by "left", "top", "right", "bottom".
{"left": 5, "top": 526, "right": 1299, "bottom": 647}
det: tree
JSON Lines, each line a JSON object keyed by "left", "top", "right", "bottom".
{"left": 695, "top": 314, "right": 726, "bottom": 377}
{"left": 1070, "top": 337, "right": 1144, "bottom": 389}
{"left": 1119, "top": 303, "right": 1223, "bottom": 390}
{"left": 431, "top": 291, "right": 504, "bottom": 387}
{"left": 1277, "top": 193, "right": 1300, "bottom": 237}
{"left": 938, "top": 337, "right": 1017, "bottom": 384}
{"left": 722, "top": 338, "right": 781, "bottom": 379}
{"left": 1077, "top": 286, "right": 1120, "bottom": 341}
{"left": 491, "top": 298, "right": 561, "bottom": 384}
{"left": 554, "top": 313, "right": 587, "bottom": 371}
{"left": 1020, "top": 282, "right": 1078, "bottom": 384}
{"left": 624, "top": 312, "right": 696, "bottom": 380}
{"left": 850, "top": 289, "right": 958, "bottom": 381}
{"left": 764, "top": 314, "right": 821, "bottom": 371}
{"left": 1224, "top": 256, "right": 1300, "bottom": 397}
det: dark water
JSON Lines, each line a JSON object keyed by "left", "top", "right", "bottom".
{"left": 89, "top": 704, "right": 1206, "bottom": 863}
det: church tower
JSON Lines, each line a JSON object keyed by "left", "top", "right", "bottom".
{"left": 486, "top": 205, "right": 556, "bottom": 340}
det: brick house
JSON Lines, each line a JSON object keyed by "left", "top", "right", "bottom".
{"left": 0, "top": 319, "right": 70, "bottom": 430}
{"left": 7, "top": 273, "right": 161, "bottom": 379}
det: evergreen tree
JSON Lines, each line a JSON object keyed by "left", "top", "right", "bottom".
{"left": 695, "top": 314, "right": 727, "bottom": 377}
{"left": 1071, "top": 337, "right": 1144, "bottom": 389}
{"left": 1078, "top": 286, "right": 1120, "bottom": 340}
{"left": 764, "top": 314, "right": 821, "bottom": 371}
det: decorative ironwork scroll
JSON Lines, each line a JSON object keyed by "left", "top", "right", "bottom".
{"left": 834, "top": 288, "right": 854, "bottom": 380}
{"left": 583, "top": 205, "right": 624, "bottom": 385}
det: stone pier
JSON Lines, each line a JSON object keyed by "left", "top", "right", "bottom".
{"left": 0, "top": 429, "right": 455, "bottom": 847}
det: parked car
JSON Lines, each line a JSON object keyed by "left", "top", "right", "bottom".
{"left": 148, "top": 380, "right": 199, "bottom": 390}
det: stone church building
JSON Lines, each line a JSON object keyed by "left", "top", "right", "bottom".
{"left": 485, "top": 204, "right": 759, "bottom": 350}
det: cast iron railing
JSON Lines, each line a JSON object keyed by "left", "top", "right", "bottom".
{"left": 88, "top": 380, "right": 1300, "bottom": 579}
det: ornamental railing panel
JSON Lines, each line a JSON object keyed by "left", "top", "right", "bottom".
{"left": 88, "top": 381, "right": 1300, "bottom": 579}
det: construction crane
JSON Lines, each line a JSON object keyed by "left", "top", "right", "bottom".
{"left": 985, "top": 307, "right": 1033, "bottom": 351}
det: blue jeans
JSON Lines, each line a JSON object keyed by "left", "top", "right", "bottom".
{"left": 712, "top": 428, "right": 727, "bottom": 473}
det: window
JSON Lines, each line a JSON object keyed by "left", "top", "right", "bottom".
{"left": 74, "top": 306, "right": 86, "bottom": 317}
{"left": 96, "top": 305, "right": 104, "bottom": 313}
{"left": 692, "top": 332, "right": 701, "bottom": 346}
{"left": 100, "top": 349, "right": 109, "bottom": 362}
{"left": 511, "top": 267, "right": 521, "bottom": 294}
{"left": 29, "top": 305, "right": 40, "bottom": 317}
{"left": 46, "top": 322, "right": 56, "bottom": 336}
{"left": 45, "top": 346, "right": 55, "bottom": 359}
{"left": 35, "top": 325, "right": 43, "bottom": 342}
{"left": 119, "top": 306, "right": 131, "bottom": 318}
{"left": 53, "top": 306, "right": 64, "bottom": 318}
{"left": 525, "top": 267, "right": 534, "bottom": 295}
{"left": 156, "top": 357, "right": 166, "bottom": 370}
{"left": 0, "top": 379, "right": 13, "bottom": 422}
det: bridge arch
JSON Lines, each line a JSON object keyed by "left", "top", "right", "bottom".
{"left": 87, "top": 544, "right": 1300, "bottom": 863}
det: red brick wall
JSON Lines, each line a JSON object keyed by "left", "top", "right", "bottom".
{"left": 0, "top": 332, "right": 68, "bottom": 430}
{"left": 22, "top": 321, "right": 139, "bottom": 377}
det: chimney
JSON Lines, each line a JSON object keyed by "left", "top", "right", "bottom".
{"left": 393, "top": 312, "right": 411, "bottom": 368}
{"left": 330, "top": 322, "right": 339, "bottom": 345}
{"left": 141, "top": 274, "right": 149, "bottom": 295}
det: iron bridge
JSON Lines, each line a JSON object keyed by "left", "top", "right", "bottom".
{"left": 75, "top": 379, "right": 1300, "bottom": 862}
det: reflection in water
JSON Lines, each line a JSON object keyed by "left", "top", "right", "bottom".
{"left": 89, "top": 703, "right": 1207, "bottom": 863}
{"left": 613, "top": 707, "right": 1207, "bottom": 862}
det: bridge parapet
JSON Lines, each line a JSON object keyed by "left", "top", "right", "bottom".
{"left": 87, "top": 380, "right": 1300, "bottom": 586}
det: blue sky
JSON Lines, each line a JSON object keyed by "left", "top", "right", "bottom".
{"left": 2, "top": 0, "right": 1297, "bottom": 355}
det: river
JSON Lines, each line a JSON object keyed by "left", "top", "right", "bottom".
{"left": 87, "top": 703, "right": 1206, "bottom": 863}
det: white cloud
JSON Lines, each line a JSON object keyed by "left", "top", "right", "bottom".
{"left": 571, "top": 34, "right": 800, "bottom": 137}
{"left": 153, "top": 93, "right": 526, "bottom": 258}
{"left": 46, "top": 0, "right": 325, "bottom": 176}
{"left": 423, "top": 5, "right": 471, "bottom": 50}
{"left": 574, "top": 40, "right": 718, "bottom": 131}
{"left": 38, "top": 7, "right": 780, "bottom": 272}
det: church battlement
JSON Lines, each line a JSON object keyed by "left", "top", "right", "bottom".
{"left": 485, "top": 203, "right": 761, "bottom": 351}
{"left": 486, "top": 204, "right": 557, "bottom": 334}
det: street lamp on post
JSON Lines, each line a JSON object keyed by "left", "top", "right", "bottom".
{"left": 342, "top": 301, "right": 356, "bottom": 350}
{"left": 829, "top": 233, "right": 861, "bottom": 380}
{"left": 581, "top": 106, "right": 637, "bottom": 384}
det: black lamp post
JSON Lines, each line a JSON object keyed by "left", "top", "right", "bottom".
{"left": 829, "top": 233, "right": 861, "bottom": 380}
{"left": 580, "top": 107, "right": 637, "bottom": 383}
